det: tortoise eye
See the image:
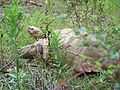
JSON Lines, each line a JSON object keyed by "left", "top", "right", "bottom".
{"left": 84, "top": 33, "right": 88, "bottom": 36}
{"left": 31, "top": 28, "right": 34, "bottom": 30}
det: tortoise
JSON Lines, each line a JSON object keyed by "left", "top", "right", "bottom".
{"left": 20, "top": 26, "right": 108, "bottom": 75}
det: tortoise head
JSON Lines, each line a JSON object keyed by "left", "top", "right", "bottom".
{"left": 27, "top": 26, "right": 43, "bottom": 40}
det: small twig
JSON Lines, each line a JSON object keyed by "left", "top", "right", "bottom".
{"left": 0, "top": 61, "right": 14, "bottom": 71}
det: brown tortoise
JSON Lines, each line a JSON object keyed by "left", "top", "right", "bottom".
{"left": 20, "top": 26, "right": 109, "bottom": 75}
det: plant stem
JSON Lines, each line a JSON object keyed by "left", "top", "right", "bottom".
{"left": 0, "top": 33, "right": 3, "bottom": 67}
{"left": 12, "top": 39, "right": 20, "bottom": 90}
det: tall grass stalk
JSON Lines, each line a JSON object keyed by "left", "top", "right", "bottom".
{"left": 2, "top": 0, "right": 23, "bottom": 89}
{"left": 0, "top": 29, "right": 3, "bottom": 67}
{"left": 49, "top": 31, "right": 64, "bottom": 66}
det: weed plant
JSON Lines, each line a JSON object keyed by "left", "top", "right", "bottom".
{"left": 1, "top": 0, "right": 23, "bottom": 90}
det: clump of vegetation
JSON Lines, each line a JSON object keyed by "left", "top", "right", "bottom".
{"left": 1, "top": 0, "right": 24, "bottom": 90}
